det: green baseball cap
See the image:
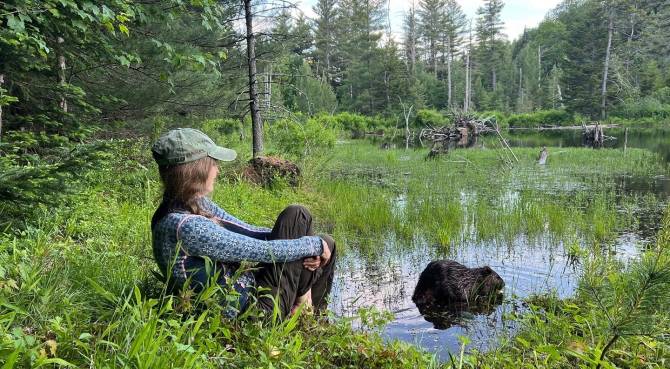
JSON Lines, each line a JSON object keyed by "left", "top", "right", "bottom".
{"left": 152, "top": 128, "right": 237, "bottom": 166}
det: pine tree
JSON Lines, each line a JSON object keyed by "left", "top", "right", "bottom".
{"left": 442, "top": 0, "right": 467, "bottom": 107}
{"left": 313, "top": 0, "right": 339, "bottom": 81}
{"left": 475, "top": 0, "right": 505, "bottom": 93}
{"left": 418, "top": 0, "right": 445, "bottom": 77}
{"left": 403, "top": 4, "right": 419, "bottom": 75}
{"left": 336, "top": 0, "right": 387, "bottom": 114}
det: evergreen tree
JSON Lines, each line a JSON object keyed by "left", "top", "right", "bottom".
{"left": 335, "top": 0, "right": 387, "bottom": 114}
{"left": 312, "top": 0, "right": 339, "bottom": 81}
{"left": 475, "top": 0, "right": 505, "bottom": 93}
{"left": 417, "top": 0, "right": 445, "bottom": 76}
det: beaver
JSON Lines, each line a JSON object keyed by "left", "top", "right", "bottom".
{"left": 412, "top": 260, "right": 505, "bottom": 313}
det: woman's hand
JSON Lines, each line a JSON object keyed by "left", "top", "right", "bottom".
{"left": 303, "top": 256, "right": 320, "bottom": 271}
{"left": 319, "top": 238, "right": 331, "bottom": 267}
{"left": 302, "top": 239, "right": 331, "bottom": 271}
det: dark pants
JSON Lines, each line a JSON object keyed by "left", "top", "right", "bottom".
{"left": 254, "top": 205, "right": 336, "bottom": 318}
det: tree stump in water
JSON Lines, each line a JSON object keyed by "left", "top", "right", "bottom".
{"left": 242, "top": 156, "right": 301, "bottom": 186}
{"left": 583, "top": 123, "right": 605, "bottom": 148}
{"left": 538, "top": 146, "right": 548, "bottom": 165}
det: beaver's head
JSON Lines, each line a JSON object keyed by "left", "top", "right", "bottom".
{"left": 471, "top": 266, "right": 505, "bottom": 302}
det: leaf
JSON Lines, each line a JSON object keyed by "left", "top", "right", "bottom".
{"left": 78, "top": 333, "right": 93, "bottom": 341}
{"left": 34, "top": 358, "right": 75, "bottom": 368}
{"left": 6, "top": 15, "right": 25, "bottom": 32}
{"left": 117, "top": 55, "right": 130, "bottom": 67}
{"left": 175, "top": 343, "right": 195, "bottom": 353}
{"left": 118, "top": 24, "right": 129, "bottom": 36}
{"left": 84, "top": 277, "right": 117, "bottom": 303}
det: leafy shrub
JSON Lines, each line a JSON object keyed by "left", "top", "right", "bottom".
{"left": 612, "top": 97, "right": 670, "bottom": 120}
{"left": 474, "top": 110, "right": 509, "bottom": 129}
{"left": 653, "top": 87, "right": 670, "bottom": 105}
{"left": 313, "top": 113, "right": 392, "bottom": 137}
{"left": 269, "top": 118, "right": 337, "bottom": 159}
{"left": 507, "top": 109, "right": 574, "bottom": 128}
{"left": 200, "top": 118, "right": 241, "bottom": 143}
{"left": 414, "top": 109, "right": 447, "bottom": 127}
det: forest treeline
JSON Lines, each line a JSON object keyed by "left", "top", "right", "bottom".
{"left": 2, "top": 0, "right": 670, "bottom": 142}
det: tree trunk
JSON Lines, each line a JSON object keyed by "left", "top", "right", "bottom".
{"left": 447, "top": 36, "right": 452, "bottom": 108}
{"left": 537, "top": 45, "right": 542, "bottom": 89}
{"left": 0, "top": 74, "right": 4, "bottom": 141}
{"left": 57, "top": 37, "right": 67, "bottom": 113}
{"left": 492, "top": 66, "right": 497, "bottom": 92}
{"left": 625, "top": 7, "right": 636, "bottom": 73}
{"left": 465, "top": 22, "right": 472, "bottom": 112}
{"left": 431, "top": 39, "right": 437, "bottom": 77}
{"left": 244, "top": 0, "right": 263, "bottom": 157}
{"left": 601, "top": 13, "right": 614, "bottom": 120}
{"left": 265, "top": 64, "right": 272, "bottom": 110}
{"left": 519, "top": 67, "right": 523, "bottom": 106}
{"left": 464, "top": 51, "right": 470, "bottom": 112}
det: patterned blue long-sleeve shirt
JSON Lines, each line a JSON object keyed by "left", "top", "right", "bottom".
{"left": 152, "top": 197, "right": 323, "bottom": 313}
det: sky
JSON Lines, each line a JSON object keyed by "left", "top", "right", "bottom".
{"left": 298, "top": 0, "right": 564, "bottom": 41}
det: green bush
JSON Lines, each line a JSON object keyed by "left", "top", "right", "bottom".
{"left": 268, "top": 118, "right": 337, "bottom": 159}
{"left": 414, "top": 109, "right": 447, "bottom": 127}
{"left": 612, "top": 97, "right": 670, "bottom": 120}
{"left": 313, "top": 113, "right": 393, "bottom": 137}
{"left": 506, "top": 109, "right": 574, "bottom": 128}
{"left": 653, "top": 87, "right": 670, "bottom": 105}
{"left": 475, "top": 110, "right": 509, "bottom": 129}
{"left": 200, "top": 118, "right": 241, "bottom": 143}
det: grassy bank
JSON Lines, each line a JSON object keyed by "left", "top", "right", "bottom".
{"left": 1, "top": 134, "right": 669, "bottom": 368}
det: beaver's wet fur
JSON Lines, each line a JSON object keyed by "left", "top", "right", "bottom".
{"left": 412, "top": 260, "right": 505, "bottom": 313}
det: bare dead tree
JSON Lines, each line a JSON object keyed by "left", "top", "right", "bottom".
{"left": 0, "top": 74, "right": 4, "bottom": 141}
{"left": 57, "top": 36, "right": 68, "bottom": 113}
{"left": 243, "top": 0, "right": 263, "bottom": 157}
{"left": 601, "top": 9, "right": 614, "bottom": 119}
{"left": 464, "top": 20, "right": 472, "bottom": 112}
{"left": 399, "top": 97, "right": 414, "bottom": 150}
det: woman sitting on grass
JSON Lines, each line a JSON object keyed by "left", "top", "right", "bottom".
{"left": 150, "top": 128, "right": 336, "bottom": 318}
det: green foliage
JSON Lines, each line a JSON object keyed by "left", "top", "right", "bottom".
{"left": 415, "top": 109, "right": 447, "bottom": 127}
{"left": 268, "top": 118, "right": 337, "bottom": 159}
{"left": 200, "top": 118, "right": 241, "bottom": 143}
{"left": 0, "top": 131, "right": 114, "bottom": 226}
{"left": 506, "top": 109, "right": 575, "bottom": 128}
{"left": 612, "top": 97, "right": 670, "bottom": 120}
{"left": 313, "top": 112, "right": 391, "bottom": 136}
{"left": 0, "top": 138, "right": 441, "bottom": 368}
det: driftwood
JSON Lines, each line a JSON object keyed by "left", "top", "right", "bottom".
{"left": 421, "top": 111, "right": 495, "bottom": 159}
{"left": 509, "top": 123, "right": 619, "bottom": 131}
{"left": 582, "top": 122, "right": 616, "bottom": 148}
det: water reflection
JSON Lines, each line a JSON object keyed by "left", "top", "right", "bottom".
{"left": 328, "top": 129, "right": 669, "bottom": 359}
{"left": 329, "top": 235, "right": 580, "bottom": 360}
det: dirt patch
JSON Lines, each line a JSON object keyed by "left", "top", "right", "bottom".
{"left": 241, "top": 156, "right": 301, "bottom": 186}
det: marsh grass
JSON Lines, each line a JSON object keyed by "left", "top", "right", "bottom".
{"left": 313, "top": 142, "right": 667, "bottom": 252}
{"left": 2, "top": 136, "right": 669, "bottom": 368}
{"left": 0, "top": 138, "right": 441, "bottom": 368}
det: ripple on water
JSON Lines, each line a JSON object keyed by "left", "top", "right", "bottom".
{"left": 329, "top": 234, "right": 583, "bottom": 360}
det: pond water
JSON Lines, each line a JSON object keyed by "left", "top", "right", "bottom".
{"left": 327, "top": 127, "right": 670, "bottom": 360}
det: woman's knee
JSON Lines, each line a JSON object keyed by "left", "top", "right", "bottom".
{"left": 319, "top": 234, "right": 336, "bottom": 255}
{"left": 281, "top": 204, "right": 312, "bottom": 219}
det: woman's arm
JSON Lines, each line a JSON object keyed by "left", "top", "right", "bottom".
{"left": 199, "top": 197, "right": 271, "bottom": 240}
{"left": 177, "top": 215, "right": 323, "bottom": 263}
